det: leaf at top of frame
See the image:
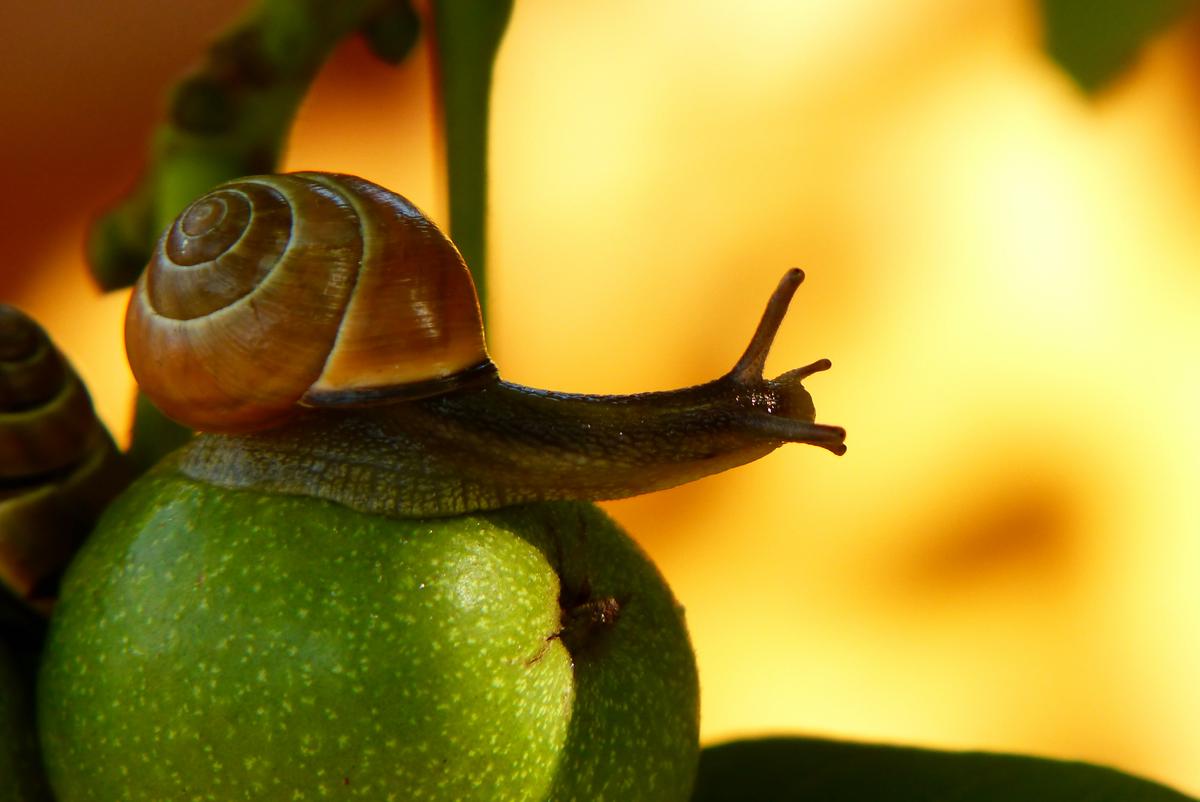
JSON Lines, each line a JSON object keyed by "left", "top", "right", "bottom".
{"left": 1040, "top": 0, "right": 1195, "bottom": 92}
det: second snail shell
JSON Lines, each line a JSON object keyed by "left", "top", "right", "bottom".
{"left": 125, "top": 172, "right": 496, "bottom": 434}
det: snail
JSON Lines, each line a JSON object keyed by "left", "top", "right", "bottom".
{"left": 0, "top": 306, "right": 129, "bottom": 622}
{"left": 126, "top": 171, "right": 845, "bottom": 518}
{"left": 41, "top": 172, "right": 845, "bottom": 801}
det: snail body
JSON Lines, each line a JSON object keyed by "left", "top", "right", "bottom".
{"left": 127, "top": 172, "right": 845, "bottom": 517}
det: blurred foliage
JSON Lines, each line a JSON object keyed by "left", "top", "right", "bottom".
{"left": 124, "top": 402, "right": 188, "bottom": 480}
{"left": 87, "top": 0, "right": 419, "bottom": 291}
{"left": 125, "top": 392, "right": 196, "bottom": 477}
{"left": 691, "top": 737, "right": 1197, "bottom": 801}
{"left": 431, "top": 0, "right": 515, "bottom": 318}
{"left": 0, "top": 586, "right": 44, "bottom": 654}
{"left": 360, "top": 0, "right": 421, "bottom": 65}
{"left": 1040, "top": 0, "right": 1196, "bottom": 91}
{"left": 0, "top": 634, "right": 53, "bottom": 802}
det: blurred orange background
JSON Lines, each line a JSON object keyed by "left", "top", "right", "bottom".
{"left": 4, "top": 0, "right": 1199, "bottom": 794}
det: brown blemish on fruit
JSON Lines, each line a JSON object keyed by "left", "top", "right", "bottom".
{"left": 558, "top": 583, "right": 626, "bottom": 659}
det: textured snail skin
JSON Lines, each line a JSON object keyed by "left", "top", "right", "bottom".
{"left": 128, "top": 172, "right": 845, "bottom": 516}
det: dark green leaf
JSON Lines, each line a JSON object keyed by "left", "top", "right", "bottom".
{"left": 1040, "top": 0, "right": 1195, "bottom": 92}
{"left": 360, "top": 0, "right": 421, "bottom": 65}
{"left": 125, "top": 392, "right": 193, "bottom": 477}
{"left": 692, "top": 737, "right": 1196, "bottom": 801}
{"left": 0, "top": 584, "right": 45, "bottom": 653}
{"left": 0, "top": 634, "right": 53, "bottom": 801}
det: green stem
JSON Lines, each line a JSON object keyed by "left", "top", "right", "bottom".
{"left": 88, "top": 0, "right": 419, "bottom": 291}
{"left": 430, "top": 0, "right": 515, "bottom": 321}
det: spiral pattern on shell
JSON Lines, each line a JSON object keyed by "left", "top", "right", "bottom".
{"left": 126, "top": 172, "right": 495, "bottom": 433}
{"left": 0, "top": 306, "right": 102, "bottom": 479}
{"left": 1, "top": 306, "right": 129, "bottom": 614}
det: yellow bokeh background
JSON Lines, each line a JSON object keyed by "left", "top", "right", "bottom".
{"left": 4, "top": 0, "right": 1199, "bottom": 794}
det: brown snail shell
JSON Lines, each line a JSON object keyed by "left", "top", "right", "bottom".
{"left": 0, "top": 306, "right": 130, "bottom": 617}
{"left": 125, "top": 172, "right": 496, "bottom": 434}
{"left": 0, "top": 307, "right": 101, "bottom": 479}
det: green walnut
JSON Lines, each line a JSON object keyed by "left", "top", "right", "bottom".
{"left": 40, "top": 471, "right": 696, "bottom": 800}
{"left": 39, "top": 173, "right": 845, "bottom": 801}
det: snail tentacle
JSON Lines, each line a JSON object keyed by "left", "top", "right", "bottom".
{"left": 727, "top": 267, "right": 805, "bottom": 382}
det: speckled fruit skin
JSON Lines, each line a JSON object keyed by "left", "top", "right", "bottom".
{"left": 38, "top": 468, "right": 699, "bottom": 801}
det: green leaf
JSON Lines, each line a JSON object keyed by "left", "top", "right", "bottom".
{"left": 125, "top": 392, "right": 193, "bottom": 477}
{"left": 430, "top": 0, "right": 515, "bottom": 320}
{"left": 691, "top": 737, "right": 1196, "bottom": 801}
{"left": 360, "top": 0, "right": 421, "bottom": 65}
{"left": 1040, "top": 0, "right": 1195, "bottom": 92}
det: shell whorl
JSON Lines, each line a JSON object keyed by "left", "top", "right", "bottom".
{"left": 0, "top": 306, "right": 101, "bottom": 479}
{"left": 1, "top": 306, "right": 129, "bottom": 616}
{"left": 126, "top": 172, "right": 496, "bottom": 433}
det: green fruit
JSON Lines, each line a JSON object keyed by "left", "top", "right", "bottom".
{"left": 0, "top": 636, "right": 53, "bottom": 802}
{"left": 39, "top": 468, "right": 699, "bottom": 801}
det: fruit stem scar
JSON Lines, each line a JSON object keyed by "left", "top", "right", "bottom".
{"left": 558, "top": 594, "right": 626, "bottom": 659}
